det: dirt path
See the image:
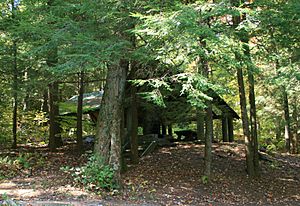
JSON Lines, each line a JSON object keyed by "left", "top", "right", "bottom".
{"left": 1, "top": 143, "right": 300, "bottom": 205}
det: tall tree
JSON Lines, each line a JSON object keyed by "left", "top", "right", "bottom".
{"left": 10, "top": 0, "right": 19, "bottom": 149}
{"left": 231, "top": 0, "right": 255, "bottom": 176}
{"left": 94, "top": 60, "right": 127, "bottom": 185}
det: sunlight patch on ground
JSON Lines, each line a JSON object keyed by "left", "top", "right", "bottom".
{"left": 278, "top": 178, "right": 298, "bottom": 183}
{"left": 0, "top": 181, "right": 17, "bottom": 189}
{"left": 56, "top": 185, "right": 90, "bottom": 197}
{"left": 0, "top": 188, "right": 42, "bottom": 198}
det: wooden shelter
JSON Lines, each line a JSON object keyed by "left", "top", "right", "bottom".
{"left": 60, "top": 89, "right": 239, "bottom": 142}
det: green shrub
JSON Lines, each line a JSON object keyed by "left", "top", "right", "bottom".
{"left": 62, "top": 155, "right": 117, "bottom": 192}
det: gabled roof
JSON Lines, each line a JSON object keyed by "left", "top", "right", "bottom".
{"left": 60, "top": 89, "right": 240, "bottom": 120}
{"left": 60, "top": 91, "right": 103, "bottom": 115}
{"left": 208, "top": 89, "right": 240, "bottom": 119}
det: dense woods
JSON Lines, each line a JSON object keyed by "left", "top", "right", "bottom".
{"left": 0, "top": 0, "right": 299, "bottom": 205}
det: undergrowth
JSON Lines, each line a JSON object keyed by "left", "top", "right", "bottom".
{"left": 61, "top": 155, "right": 118, "bottom": 193}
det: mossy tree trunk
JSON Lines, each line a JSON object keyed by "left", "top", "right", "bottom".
{"left": 94, "top": 60, "right": 127, "bottom": 185}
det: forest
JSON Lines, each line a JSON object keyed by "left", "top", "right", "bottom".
{"left": 0, "top": 0, "right": 299, "bottom": 205}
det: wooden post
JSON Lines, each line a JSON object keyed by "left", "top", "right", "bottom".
{"left": 222, "top": 114, "right": 229, "bottom": 142}
{"left": 168, "top": 124, "right": 173, "bottom": 136}
{"left": 228, "top": 117, "right": 234, "bottom": 142}
{"left": 197, "top": 111, "right": 205, "bottom": 141}
{"left": 162, "top": 124, "right": 167, "bottom": 137}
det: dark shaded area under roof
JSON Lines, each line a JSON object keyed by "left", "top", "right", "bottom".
{"left": 60, "top": 89, "right": 239, "bottom": 120}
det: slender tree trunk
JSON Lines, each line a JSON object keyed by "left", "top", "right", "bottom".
{"left": 291, "top": 100, "right": 298, "bottom": 154}
{"left": 231, "top": 0, "right": 256, "bottom": 176}
{"left": 130, "top": 86, "right": 139, "bottom": 164}
{"left": 237, "top": 67, "right": 254, "bottom": 176}
{"left": 246, "top": 47, "right": 259, "bottom": 175}
{"left": 282, "top": 87, "right": 291, "bottom": 153}
{"left": 197, "top": 111, "right": 205, "bottom": 141}
{"left": 42, "top": 90, "right": 49, "bottom": 113}
{"left": 12, "top": 41, "right": 18, "bottom": 149}
{"left": 204, "top": 103, "right": 213, "bottom": 179}
{"left": 76, "top": 71, "right": 84, "bottom": 153}
{"left": 94, "top": 60, "right": 127, "bottom": 185}
{"left": 248, "top": 71, "right": 259, "bottom": 175}
{"left": 203, "top": 60, "right": 213, "bottom": 180}
{"left": 23, "top": 70, "right": 29, "bottom": 111}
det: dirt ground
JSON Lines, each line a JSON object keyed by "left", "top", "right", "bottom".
{"left": 0, "top": 142, "right": 299, "bottom": 205}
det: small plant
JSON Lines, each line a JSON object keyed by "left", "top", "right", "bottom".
{"left": 62, "top": 155, "right": 118, "bottom": 192}
{"left": 201, "top": 175, "right": 209, "bottom": 184}
{"left": 16, "top": 154, "right": 31, "bottom": 169}
{"left": 0, "top": 193, "right": 20, "bottom": 206}
{"left": 0, "top": 157, "right": 19, "bottom": 179}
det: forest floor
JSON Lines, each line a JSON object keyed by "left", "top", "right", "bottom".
{"left": 0, "top": 142, "right": 299, "bottom": 206}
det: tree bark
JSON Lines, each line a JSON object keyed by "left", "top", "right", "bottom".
{"left": 130, "top": 86, "right": 139, "bottom": 164}
{"left": 231, "top": 0, "right": 255, "bottom": 176}
{"left": 248, "top": 68, "right": 259, "bottom": 175}
{"left": 48, "top": 82, "right": 62, "bottom": 150}
{"left": 12, "top": 41, "right": 18, "bottom": 149}
{"left": 291, "top": 100, "right": 298, "bottom": 154}
{"left": 42, "top": 90, "right": 49, "bottom": 113}
{"left": 237, "top": 67, "right": 254, "bottom": 176}
{"left": 203, "top": 60, "right": 213, "bottom": 180}
{"left": 204, "top": 103, "right": 213, "bottom": 179}
{"left": 197, "top": 111, "right": 205, "bottom": 141}
{"left": 243, "top": 23, "right": 259, "bottom": 174}
{"left": 282, "top": 87, "right": 291, "bottom": 153}
{"left": 76, "top": 71, "right": 84, "bottom": 153}
{"left": 94, "top": 60, "right": 127, "bottom": 185}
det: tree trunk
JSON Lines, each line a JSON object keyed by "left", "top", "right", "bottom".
{"left": 237, "top": 67, "right": 254, "bottom": 176}
{"left": 76, "top": 71, "right": 84, "bottom": 153}
{"left": 46, "top": 41, "right": 62, "bottom": 150}
{"left": 197, "top": 111, "right": 205, "bottom": 141}
{"left": 48, "top": 82, "right": 62, "bottom": 150}
{"left": 12, "top": 41, "right": 18, "bottom": 149}
{"left": 291, "top": 100, "right": 298, "bottom": 154}
{"left": 204, "top": 103, "right": 213, "bottom": 179}
{"left": 130, "top": 86, "right": 139, "bottom": 164}
{"left": 94, "top": 60, "right": 127, "bottom": 185}
{"left": 42, "top": 90, "right": 49, "bottom": 113}
{"left": 203, "top": 60, "right": 213, "bottom": 180}
{"left": 231, "top": 0, "right": 255, "bottom": 176}
{"left": 248, "top": 68, "right": 259, "bottom": 175}
{"left": 282, "top": 87, "right": 291, "bottom": 153}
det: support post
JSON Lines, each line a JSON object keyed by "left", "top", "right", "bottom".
{"left": 228, "top": 117, "right": 234, "bottom": 142}
{"left": 162, "top": 124, "right": 167, "bottom": 137}
{"left": 222, "top": 114, "right": 229, "bottom": 142}
{"left": 197, "top": 111, "right": 205, "bottom": 141}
